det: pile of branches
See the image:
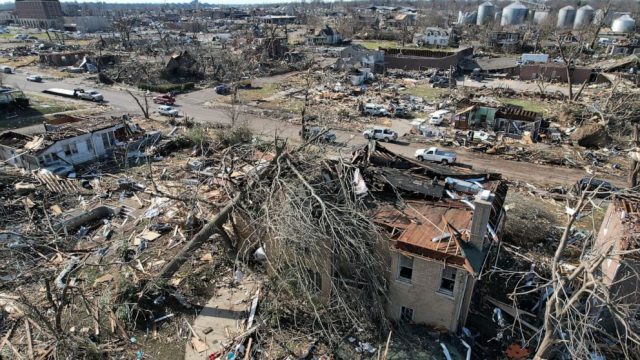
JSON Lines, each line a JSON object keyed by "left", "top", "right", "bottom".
{"left": 238, "top": 148, "right": 389, "bottom": 350}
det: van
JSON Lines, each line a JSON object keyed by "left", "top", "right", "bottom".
{"left": 363, "top": 103, "right": 389, "bottom": 116}
{"left": 428, "top": 110, "right": 449, "bottom": 125}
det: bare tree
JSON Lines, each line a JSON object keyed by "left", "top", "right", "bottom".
{"left": 491, "top": 188, "right": 640, "bottom": 359}
{"left": 554, "top": 32, "right": 587, "bottom": 102}
{"left": 113, "top": 17, "right": 136, "bottom": 50}
{"left": 126, "top": 90, "right": 150, "bottom": 119}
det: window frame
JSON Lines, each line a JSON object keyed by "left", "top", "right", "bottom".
{"left": 62, "top": 142, "right": 78, "bottom": 156}
{"left": 438, "top": 266, "right": 457, "bottom": 297}
{"left": 397, "top": 254, "right": 414, "bottom": 284}
{"left": 400, "top": 306, "right": 414, "bottom": 322}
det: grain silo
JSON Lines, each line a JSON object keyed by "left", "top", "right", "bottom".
{"left": 501, "top": 1, "right": 528, "bottom": 26}
{"left": 557, "top": 6, "right": 576, "bottom": 29}
{"left": 574, "top": 5, "right": 594, "bottom": 29}
{"left": 477, "top": 1, "right": 495, "bottom": 26}
{"left": 533, "top": 10, "right": 549, "bottom": 25}
{"left": 612, "top": 14, "right": 636, "bottom": 33}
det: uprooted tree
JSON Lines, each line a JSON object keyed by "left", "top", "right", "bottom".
{"left": 491, "top": 187, "right": 640, "bottom": 359}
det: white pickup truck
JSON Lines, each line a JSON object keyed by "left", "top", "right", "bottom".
{"left": 415, "top": 147, "right": 457, "bottom": 165}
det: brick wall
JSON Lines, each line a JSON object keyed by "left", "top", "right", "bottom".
{"left": 519, "top": 63, "right": 605, "bottom": 84}
{"left": 386, "top": 250, "right": 471, "bottom": 331}
{"left": 383, "top": 47, "right": 473, "bottom": 70}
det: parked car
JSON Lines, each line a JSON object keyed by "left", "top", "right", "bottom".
{"left": 428, "top": 110, "right": 449, "bottom": 125}
{"left": 300, "top": 126, "right": 337, "bottom": 143}
{"left": 153, "top": 94, "right": 175, "bottom": 105}
{"left": 75, "top": 89, "right": 103, "bottom": 101}
{"left": 394, "top": 106, "right": 412, "bottom": 118}
{"left": 363, "top": 127, "right": 398, "bottom": 142}
{"left": 573, "top": 177, "right": 617, "bottom": 198}
{"left": 363, "top": 103, "right": 389, "bottom": 116}
{"left": 215, "top": 84, "right": 230, "bottom": 95}
{"left": 158, "top": 105, "right": 179, "bottom": 117}
{"left": 1, "top": 66, "right": 13, "bottom": 74}
{"left": 415, "top": 147, "right": 457, "bottom": 165}
{"left": 26, "top": 75, "right": 42, "bottom": 82}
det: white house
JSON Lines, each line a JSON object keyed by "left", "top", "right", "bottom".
{"left": 0, "top": 116, "right": 147, "bottom": 172}
{"left": 308, "top": 25, "right": 342, "bottom": 46}
{"left": 414, "top": 27, "right": 451, "bottom": 47}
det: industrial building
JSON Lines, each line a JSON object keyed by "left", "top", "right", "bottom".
{"left": 14, "top": 0, "right": 63, "bottom": 28}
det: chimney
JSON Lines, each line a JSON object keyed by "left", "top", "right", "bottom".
{"left": 470, "top": 190, "right": 494, "bottom": 250}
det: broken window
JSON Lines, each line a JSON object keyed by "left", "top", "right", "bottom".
{"left": 101, "top": 132, "right": 115, "bottom": 149}
{"left": 400, "top": 306, "right": 414, "bottom": 322}
{"left": 62, "top": 143, "right": 78, "bottom": 156}
{"left": 398, "top": 254, "right": 413, "bottom": 283}
{"left": 438, "top": 266, "right": 457, "bottom": 296}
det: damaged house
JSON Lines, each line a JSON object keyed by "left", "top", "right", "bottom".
{"left": 0, "top": 115, "right": 152, "bottom": 171}
{"left": 163, "top": 50, "right": 202, "bottom": 79}
{"left": 360, "top": 143, "right": 508, "bottom": 331}
{"left": 338, "top": 45, "right": 385, "bottom": 73}
{"left": 455, "top": 104, "right": 543, "bottom": 138}
{"left": 593, "top": 195, "right": 640, "bottom": 332}
{"left": 413, "top": 27, "right": 452, "bottom": 48}
{"left": 308, "top": 25, "right": 343, "bottom": 46}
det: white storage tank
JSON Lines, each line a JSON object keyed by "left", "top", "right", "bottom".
{"left": 612, "top": 14, "right": 636, "bottom": 33}
{"left": 557, "top": 6, "right": 576, "bottom": 29}
{"left": 574, "top": 5, "right": 594, "bottom": 29}
{"left": 501, "top": 1, "right": 528, "bottom": 26}
{"left": 458, "top": 10, "right": 478, "bottom": 25}
{"left": 533, "top": 10, "right": 549, "bottom": 25}
{"left": 477, "top": 1, "right": 495, "bottom": 26}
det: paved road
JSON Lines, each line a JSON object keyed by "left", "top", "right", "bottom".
{"left": 3, "top": 72, "right": 619, "bottom": 188}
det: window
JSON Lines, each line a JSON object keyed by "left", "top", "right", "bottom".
{"left": 438, "top": 266, "right": 457, "bottom": 296}
{"left": 101, "top": 132, "right": 115, "bottom": 149}
{"left": 62, "top": 143, "right": 78, "bottom": 156}
{"left": 85, "top": 139, "right": 94, "bottom": 153}
{"left": 400, "top": 306, "right": 414, "bottom": 322}
{"left": 398, "top": 254, "right": 413, "bottom": 283}
{"left": 40, "top": 153, "right": 54, "bottom": 165}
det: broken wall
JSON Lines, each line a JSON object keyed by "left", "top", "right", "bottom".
{"left": 39, "top": 51, "right": 90, "bottom": 67}
{"left": 383, "top": 47, "right": 473, "bottom": 70}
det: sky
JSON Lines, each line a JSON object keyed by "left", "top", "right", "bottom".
{"left": 54, "top": 0, "right": 322, "bottom": 4}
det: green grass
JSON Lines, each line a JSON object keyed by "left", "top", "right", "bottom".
{"left": 500, "top": 98, "right": 550, "bottom": 114}
{"left": 401, "top": 85, "right": 448, "bottom": 101}
{"left": 0, "top": 94, "right": 82, "bottom": 126}
{"left": 0, "top": 33, "right": 48, "bottom": 40}
{"left": 0, "top": 55, "right": 38, "bottom": 67}
{"left": 358, "top": 40, "right": 402, "bottom": 50}
{"left": 239, "top": 83, "right": 280, "bottom": 102}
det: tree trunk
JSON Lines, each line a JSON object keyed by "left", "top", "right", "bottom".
{"left": 565, "top": 64, "right": 573, "bottom": 102}
{"left": 152, "top": 193, "right": 239, "bottom": 284}
{"left": 629, "top": 124, "right": 639, "bottom": 188}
